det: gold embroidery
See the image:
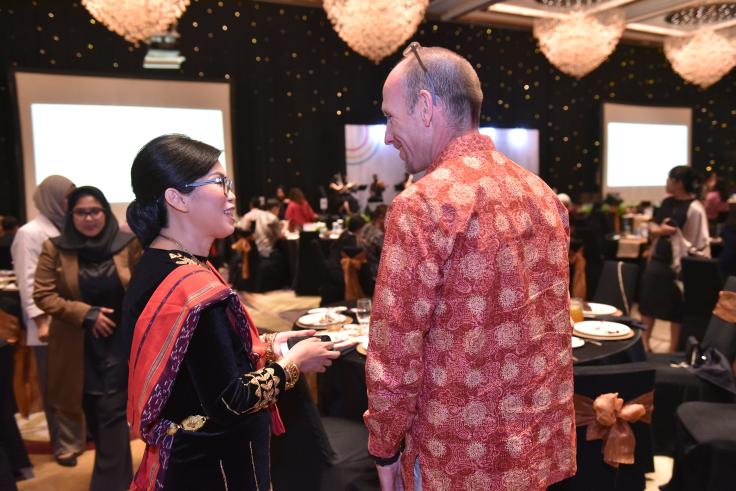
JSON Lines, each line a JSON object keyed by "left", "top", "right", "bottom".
{"left": 244, "top": 368, "right": 280, "bottom": 414}
{"left": 168, "top": 251, "right": 206, "bottom": 268}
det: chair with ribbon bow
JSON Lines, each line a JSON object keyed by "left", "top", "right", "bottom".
{"left": 648, "top": 276, "right": 736, "bottom": 455}
{"left": 551, "top": 362, "right": 655, "bottom": 491}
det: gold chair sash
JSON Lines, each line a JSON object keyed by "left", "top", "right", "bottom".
{"left": 341, "top": 251, "right": 366, "bottom": 301}
{"left": 713, "top": 290, "right": 736, "bottom": 324}
{"left": 574, "top": 391, "right": 654, "bottom": 468}
{"left": 231, "top": 238, "right": 252, "bottom": 280}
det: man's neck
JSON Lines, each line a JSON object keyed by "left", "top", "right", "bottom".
{"left": 429, "top": 126, "right": 480, "bottom": 165}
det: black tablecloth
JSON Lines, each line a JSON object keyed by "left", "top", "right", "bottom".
{"left": 298, "top": 302, "right": 646, "bottom": 421}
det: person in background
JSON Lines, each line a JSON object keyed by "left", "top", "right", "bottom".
{"left": 274, "top": 185, "right": 289, "bottom": 219}
{"left": 368, "top": 174, "right": 386, "bottom": 203}
{"left": 240, "top": 198, "right": 286, "bottom": 290}
{"left": 238, "top": 197, "right": 263, "bottom": 235}
{"left": 330, "top": 172, "right": 359, "bottom": 215}
{"left": 323, "top": 214, "right": 366, "bottom": 304}
{"left": 285, "top": 187, "right": 316, "bottom": 232}
{"left": 0, "top": 216, "right": 19, "bottom": 270}
{"left": 10, "top": 175, "right": 78, "bottom": 466}
{"left": 639, "top": 166, "right": 710, "bottom": 352}
{"left": 122, "top": 134, "right": 338, "bottom": 490}
{"left": 704, "top": 177, "right": 730, "bottom": 229}
{"left": 33, "top": 186, "right": 141, "bottom": 489}
{"left": 359, "top": 205, "right": 387, "bottom": 295}
{"left": 364, "top": 44, "right": 575, "bottom": 490}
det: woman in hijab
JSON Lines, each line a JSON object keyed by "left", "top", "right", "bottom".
{"left": 33, "top": 186, "right": 141, "bottom": 490}
{"left": 10, "top": 175, "right": 76, "bottom": 465}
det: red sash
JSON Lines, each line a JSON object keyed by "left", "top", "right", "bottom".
{"left": 127, "top": 263, "right": 283, "bottom": 491}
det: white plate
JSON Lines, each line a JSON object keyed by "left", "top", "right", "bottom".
{"left": 307, "top": 306, "right": 348, "bottom": 314}
{"left": 296, "top": 312, "right": 349, "bottom": 329}
{"left": 574, "top": 321, "right": 632, "bottom": 338}
{"left": 583, "top": 302, "right": 618, "bottom": 316}
{"left": 572, "top": 336, "right": 585, "bottom": 349}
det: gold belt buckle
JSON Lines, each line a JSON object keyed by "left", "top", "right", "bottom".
{"left": 166, "top": 414, "right": 208, "bottom": 436}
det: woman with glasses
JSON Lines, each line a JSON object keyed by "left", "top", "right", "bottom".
{"left": 33, "top": 186, "right": 142, "bottom": 490}
{"left": 122, "top": 134, "right": 339, "bottom": 490}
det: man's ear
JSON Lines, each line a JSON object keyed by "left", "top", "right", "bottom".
{"left": 418, "top": 89, "right": 433, "bottom": 127}
{"left": 163, "top": 188, "right": 190, "bottom": 213}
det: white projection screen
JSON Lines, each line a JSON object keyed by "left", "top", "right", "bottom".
{"left": 603, "top": 102, "right": 692, "bottom": 204}
{"left": 14, "top": 71, "right": 234, "bottom": 223}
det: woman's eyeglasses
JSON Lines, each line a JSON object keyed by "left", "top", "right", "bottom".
{"left": 72, "top": 207, "right": 104, "bottom": 219}
{"left": 184, "top": 175, "right": 233, "bottom": 197}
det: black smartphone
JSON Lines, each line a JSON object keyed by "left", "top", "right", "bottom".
{"left": 287, "top": 335, "right": 331, "bottom": 350}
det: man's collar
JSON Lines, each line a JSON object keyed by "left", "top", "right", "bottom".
{"left": 426, "top": 132, "right": 496, "bottom": 173}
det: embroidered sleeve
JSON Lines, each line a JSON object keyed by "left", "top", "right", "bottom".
{"left": 223, "top": 363, "right": 286, "bottom": 415}
{"left": 183, "top": 304, "right": 286, "bottom": 424}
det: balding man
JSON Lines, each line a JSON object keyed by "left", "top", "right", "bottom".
{"left": 364, "top": 44, "right": 576, "bottom": 490}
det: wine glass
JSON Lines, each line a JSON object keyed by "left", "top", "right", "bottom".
{"left": 355, "top": 298, "right": 371, "bottom": 328}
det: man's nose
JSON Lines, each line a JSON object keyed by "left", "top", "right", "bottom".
{"left": 384, "top": 126, "right": 393, "bottom": 145}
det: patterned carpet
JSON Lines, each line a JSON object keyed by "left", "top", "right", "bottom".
{"left": 240, "top": 289, "right": 320, "bottom": 332}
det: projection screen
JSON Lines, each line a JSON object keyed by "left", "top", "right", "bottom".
{"left": 603, "top": 102, "right": 692, "bottom": 204}
{"left": 13, "top": 70, "right": 234, "bottom": 223}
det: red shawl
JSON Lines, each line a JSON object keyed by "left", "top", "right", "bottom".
{"left": 127, "top": 263, "right": 283, "bottom": 491}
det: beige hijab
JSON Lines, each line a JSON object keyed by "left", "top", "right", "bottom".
{"left": 33, "top": 175, "right": 75, "bottom": 231}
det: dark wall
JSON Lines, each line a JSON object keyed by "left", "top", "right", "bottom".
{"left": 1, "top": 0, "right": 734, "bottom": 217}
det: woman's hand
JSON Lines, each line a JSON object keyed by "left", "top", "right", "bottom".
{"left": 283, "top": 337, "right": 340, "bottom": 373}
{"left": 273, "top": 330, "right": 316, "bottom": 358}
{"left": 91, "top": 307, "right": 116, "bottom": 338}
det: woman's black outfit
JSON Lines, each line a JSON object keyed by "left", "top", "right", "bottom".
{"left": 121, "top": 249, "right": 287, "bottom": 490}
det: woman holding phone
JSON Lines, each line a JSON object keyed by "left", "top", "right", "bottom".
{"left": 122, "top": 134, "right": 339, "bottom": 490}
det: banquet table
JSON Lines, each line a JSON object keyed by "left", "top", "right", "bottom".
{"left": 296, "top": 301, "right": 646, "bottom": 422}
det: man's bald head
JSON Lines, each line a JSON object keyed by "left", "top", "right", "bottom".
{"left": 395, "top": 46, "right": 483, "bottom": 131}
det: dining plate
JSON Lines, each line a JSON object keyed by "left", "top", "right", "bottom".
{"left": 572, "top": 336, "right": 585, "bottom": 349}
{"left": 307, "top": 306, "right": 348, "bottom": 314}
{"left": 574, "top": 320, "right": 632, "bottom": 338}
{"left": 583, "top": 302, "right": 618, "bottom": 316}
{"left": 296, "top": 312, "right": 350, "bottom": 329}
{"left": 356, "top": 336, "right": 369, "bottom": 356}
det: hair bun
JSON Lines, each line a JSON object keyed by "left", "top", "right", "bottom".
{"left": 126, "top": 199, "right": 164, "bottom": 246}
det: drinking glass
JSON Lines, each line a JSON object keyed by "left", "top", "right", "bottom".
{"left": 570, "top": 298, "right": 584, "bottom": 324}
{"left": 355, "top": 298, "right": 371, "bottom": 326}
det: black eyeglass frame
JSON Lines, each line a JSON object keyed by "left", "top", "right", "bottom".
{"left": 184, "top": 175, "right": 233, "bottom": 197}
{"left": 402, "top": 41, "right": 437, "bottom": 100}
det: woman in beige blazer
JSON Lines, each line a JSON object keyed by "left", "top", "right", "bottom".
{"left": 34, "top": 186, "right": 140, "bottom": 490}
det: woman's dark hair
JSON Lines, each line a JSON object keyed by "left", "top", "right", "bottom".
{"left": 127, "top": 134, "right": 221, "bottom": 246}
{"left": 668, "top": 165, "right": 702, "bottom": 195}
{"left": 288, "top": 187, "right": 306, "bottom": 205}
